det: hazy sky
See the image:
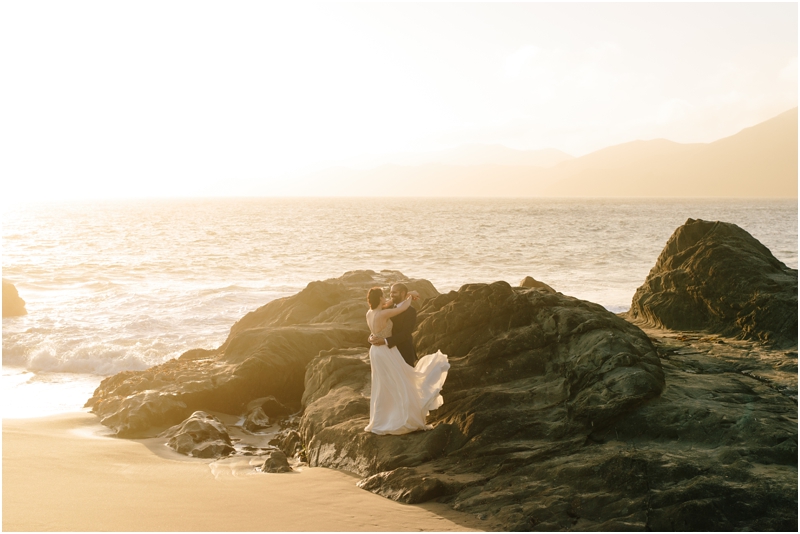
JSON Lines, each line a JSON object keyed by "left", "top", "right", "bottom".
{"left": 1, "top": 1, "right": 797, "bottom": 200}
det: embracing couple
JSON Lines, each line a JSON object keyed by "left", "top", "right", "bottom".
{"left": 364, "top": 283, "right": 449, "bottom": 435}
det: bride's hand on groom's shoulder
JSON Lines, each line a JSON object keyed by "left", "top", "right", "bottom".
{"left": 408, "top": 290, "right": 420, "bottom": 300}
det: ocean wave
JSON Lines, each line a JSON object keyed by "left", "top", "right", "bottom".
{"left": 10, "top": 343, "right": 153, "bottom": 376}
{"left": 2, "top": 197, "right": 796, "bottom": 382}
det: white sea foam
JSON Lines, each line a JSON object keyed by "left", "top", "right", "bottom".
{"left": 2, "top": 197, "right": 797, "bottom": 415}
{"left": 1, "top": 367, "right": 101, "bottom": 418}
{"left": 26, "top": 343, "right": 151, "bottom": 375}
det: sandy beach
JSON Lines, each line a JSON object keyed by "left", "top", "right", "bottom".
{"left": 3, "top": 412, "right": 489, "bottom": 531}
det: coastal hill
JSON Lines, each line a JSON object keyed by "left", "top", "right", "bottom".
{"left": 297, "top": 163, "right": 558, "bottom": 197}
{"left": 287, "top": 107, "right": 797, "bottom": 198}
{"left": 337, "top": 144, "right": 574, "bottom": 169}
{"left": 543, "top": 106, "right": 798, "bottom": 197}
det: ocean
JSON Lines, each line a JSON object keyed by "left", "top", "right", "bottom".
{"left": 2, "top": 197, "right": 797, "bottom": 417}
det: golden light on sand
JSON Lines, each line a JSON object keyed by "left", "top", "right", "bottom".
{"left": 3, "top": 414, "right": 489, "bottom": 531}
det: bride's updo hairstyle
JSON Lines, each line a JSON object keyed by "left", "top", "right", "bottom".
{"left": 367, "top": 287, "right": 383, "bottom": 310}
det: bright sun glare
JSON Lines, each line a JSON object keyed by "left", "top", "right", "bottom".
{"left": 1, "top": 1, "right": 796, "bottom": 201}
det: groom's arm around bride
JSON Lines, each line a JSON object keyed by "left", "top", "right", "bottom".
{"left": 369, "top": 283, "right": 418, "bottom": 367}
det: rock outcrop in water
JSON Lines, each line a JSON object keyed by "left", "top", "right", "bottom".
{"left": 85, "top": 271, "right": 438, "bottom": 437}
{"left": 629, "top": 218, "right": 798, "bottom": 348}
{"left": 2, "top": 279, "right": 27, "bottom": 317}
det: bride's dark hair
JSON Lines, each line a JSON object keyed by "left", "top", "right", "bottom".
{"left": 367, "top": 287, "right": 383, "bottom": 310}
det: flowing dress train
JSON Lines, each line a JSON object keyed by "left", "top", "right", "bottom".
{"left": 364, "top": 319, "right": 449, "bottom": 435}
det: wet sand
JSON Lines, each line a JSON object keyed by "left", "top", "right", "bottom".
{"left": 3, "top": 412, "right": 488, "bottom": 531}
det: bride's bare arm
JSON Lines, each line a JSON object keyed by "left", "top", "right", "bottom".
{"left": 379, "top": 294, "right": 413, "bottom": 319}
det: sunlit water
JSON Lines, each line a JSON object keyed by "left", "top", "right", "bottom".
{"left": 3, "top": 197, "right": 797, "bottom": 417}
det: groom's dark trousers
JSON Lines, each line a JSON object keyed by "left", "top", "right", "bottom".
{"left": 387, "top": 305, "right": 417, "bottom": 367}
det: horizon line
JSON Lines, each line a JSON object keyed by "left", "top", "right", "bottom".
{"left": 5, "top": 195, "right": 798, "bottom": 207}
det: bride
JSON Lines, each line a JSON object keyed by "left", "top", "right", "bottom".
{"left": 364, "top": 286, "right": 449, "bottom": 435}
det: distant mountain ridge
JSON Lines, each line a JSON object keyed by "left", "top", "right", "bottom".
{"left": 543, "top": 107, "right": 797, "bottom": 197}
{"left": 334, "top": 144, "right": 574, "bottom": 169}
{"left": 282, "top": 107, "right": 797, "bottom": 198}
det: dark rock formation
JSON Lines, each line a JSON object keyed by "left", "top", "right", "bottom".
{"left": 2, "top": 279, "right": 27, "bottom": 317}
{"left": 243, "top": 407, "right": 271, "bottom": 433}
{"left": 299, "top": 281, "right": 797, "bottom": 530}
{"left": 260, "top": 450, "right": 293, "bottom": 473}
{"left": 629, "top": 218, "right": 798, "bottom": 348}
{"left": 269, "top": 429, "right": 303, "bottom": 458}
{"left": 86, "top": 267, "right": 797, "bottom": 529}
{"left": 246, "top": 396, "right": 292, "bottom": 419}
{"left": 601, "top": 327, "right": 798, "bottom": 531}
{"left": 160, "top": 411, "right": 234, "bottom": 458}
{"left": 519, "top": 275, "right": 556, "bottom": 293}
{"left": 300, "top": 282, "right": 672, "bottom": 525}
{"left": 86, "top": 270, "right": 438, "bottom": 437}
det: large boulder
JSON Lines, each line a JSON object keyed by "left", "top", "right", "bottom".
{"left": 86, "top": 271, "right": 438, "bottom": 437}
{"left": 629, "top": 219, "right": 798, "bottom": 348}
{"left": 299, "top": 281, "right": 797, "bottom": 530}
{"left": 300, "top": 282, "right": 666, "bottom": 524}
{"left": 2, "top": 279, "right": 27, "bottom": 317}
{"left": 160, "top": 411, "right": 234, "bottom": 458}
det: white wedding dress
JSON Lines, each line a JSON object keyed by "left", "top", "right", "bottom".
{"left": 364, "top": 318, "right": 450, "bottom": 435}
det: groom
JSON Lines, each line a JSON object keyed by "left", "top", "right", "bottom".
{"left": 368, "top": 283, "right": 417, "bottom": 366}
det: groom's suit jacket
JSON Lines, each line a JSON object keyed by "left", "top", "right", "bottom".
{"left": 387, "top": 305, "right": 417, "bottom": 367}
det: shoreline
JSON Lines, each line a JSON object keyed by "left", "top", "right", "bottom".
{"left": 3, "top": 412, "right": 494, "bottom": 531}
